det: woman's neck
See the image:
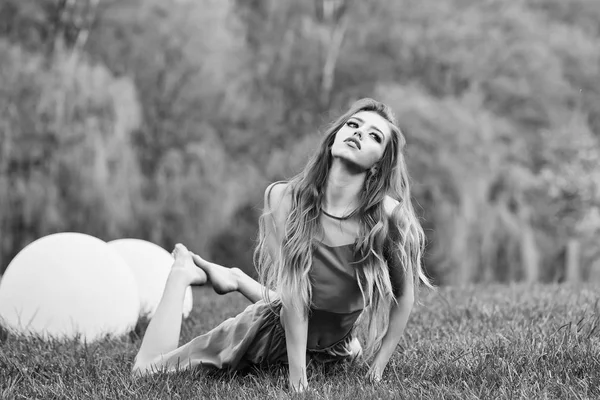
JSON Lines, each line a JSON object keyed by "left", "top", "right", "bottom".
{"left": 323, "top": 160, "right": 365, "bottom": 215}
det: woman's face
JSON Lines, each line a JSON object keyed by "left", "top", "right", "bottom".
{"left": 330, "top": 111, "right": 393, "bottom": 171}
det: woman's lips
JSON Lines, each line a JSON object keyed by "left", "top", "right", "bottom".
{"left": 344, "top": 138, "right": 361, "bottom": 150}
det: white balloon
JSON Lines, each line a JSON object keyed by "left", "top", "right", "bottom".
{"left": 0, "top": 232, "right": 140, "bottom": 342}
{"left": 107, "top": 239, "right": 193, "bottom": 319}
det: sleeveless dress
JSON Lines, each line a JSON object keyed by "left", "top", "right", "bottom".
{"left": 156, "top": 240, "right": 365, "bottom": 372}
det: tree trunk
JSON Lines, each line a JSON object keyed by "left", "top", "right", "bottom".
{"left": 520, "top": 226, "right": 539, "bottom": 283}
{"left": 565, "top": 238, "right": 581, "bottom": 283}
{"left": 318, "top": 0, "right": 349, "bottom": 106}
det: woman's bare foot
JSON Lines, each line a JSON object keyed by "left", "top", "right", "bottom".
{"left": 190, "top": 253, "right": 239, "bottom": 295}
{"left": 171, "top": 244, "right": 207, "bottom": 286}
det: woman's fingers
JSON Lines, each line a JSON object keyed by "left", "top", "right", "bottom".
{"left": 366, "top": 365, "right": 383, "bottom": 382}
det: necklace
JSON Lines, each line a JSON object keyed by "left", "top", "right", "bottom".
{"left": 321, "top": 208, "right": 358, "bottom": 221}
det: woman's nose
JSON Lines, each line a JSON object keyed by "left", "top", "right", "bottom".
{"left": 353, "top": 130, "right": 363, "bottom": 139}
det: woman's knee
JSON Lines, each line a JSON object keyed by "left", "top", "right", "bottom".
{"left": 348, "top": 337, "right": 363, "bottom": 362}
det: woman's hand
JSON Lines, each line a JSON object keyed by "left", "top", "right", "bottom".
{"left": 289, "top": 375, "right": 308, "bottom": 393}
{"left": 366, "top": 360, "right": 384, "bottom": 383}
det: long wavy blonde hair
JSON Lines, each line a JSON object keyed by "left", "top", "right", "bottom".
{"left": 254, "top": 98, "right": 433, "bottom": 361}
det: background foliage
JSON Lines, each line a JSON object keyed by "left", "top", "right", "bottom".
{"left": 1, "top": 0, "right": 599, "bottom": 284}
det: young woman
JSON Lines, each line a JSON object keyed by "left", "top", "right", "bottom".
{"left": 132, "top": 98, "right": 433, "bottom": 392}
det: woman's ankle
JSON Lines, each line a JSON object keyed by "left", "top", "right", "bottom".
{"left": 166, "top": 269, "right": 194, "bottom": 288}
{"left": 229, "top": 267, "right": 243, "bottom": 290}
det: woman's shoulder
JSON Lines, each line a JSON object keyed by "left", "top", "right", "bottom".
{"left": 264, "top": 181, "right": 292, "bottom": 213}
{"left": 383, "top": 195, "right": 400, "bottom": 220}
{"left": 383, "top": 195, "right": 404, "bottom": 240}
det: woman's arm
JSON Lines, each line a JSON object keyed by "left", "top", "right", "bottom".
{"left": 367, "top": 196, "right": 416, "bottom": 381}
{"left": 280, "top": 304, "right": 309, "bottom": 391}
{"left": 367, "top": 266, "right": 414, "bottom": 381}
{"left": 263, "top": 182, "right": 309, "bottom": 392}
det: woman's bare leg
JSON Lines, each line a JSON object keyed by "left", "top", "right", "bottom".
{"left": 191, "top": 253, "right": 276, "bottom": 303}
{"left": 133, "top": 244, "right": 207, "bottom": 374}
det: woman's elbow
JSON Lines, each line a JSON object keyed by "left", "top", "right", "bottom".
{"left": 279, "top": 303, "right": 307, "bottom": 327}
{"left": 398, "top": 290, "right": 414, "bottom": 308}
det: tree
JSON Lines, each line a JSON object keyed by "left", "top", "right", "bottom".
{"left": 0, "top": 40, "right": 143, "bottom": 272}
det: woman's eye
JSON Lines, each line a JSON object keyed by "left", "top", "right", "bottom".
{"left": 370, "top": 133, "right": 382, "bottom": 143}
{"left": 347, "top": 121, "right": 358, "bottom": 128}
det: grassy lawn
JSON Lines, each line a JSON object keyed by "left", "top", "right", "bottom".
{"left": 1, "top": 283, "right": 599, "bottom": 399}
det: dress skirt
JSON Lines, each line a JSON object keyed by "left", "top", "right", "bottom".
{"left": 157, "top": 300, "right": 361, "bottom": 373}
